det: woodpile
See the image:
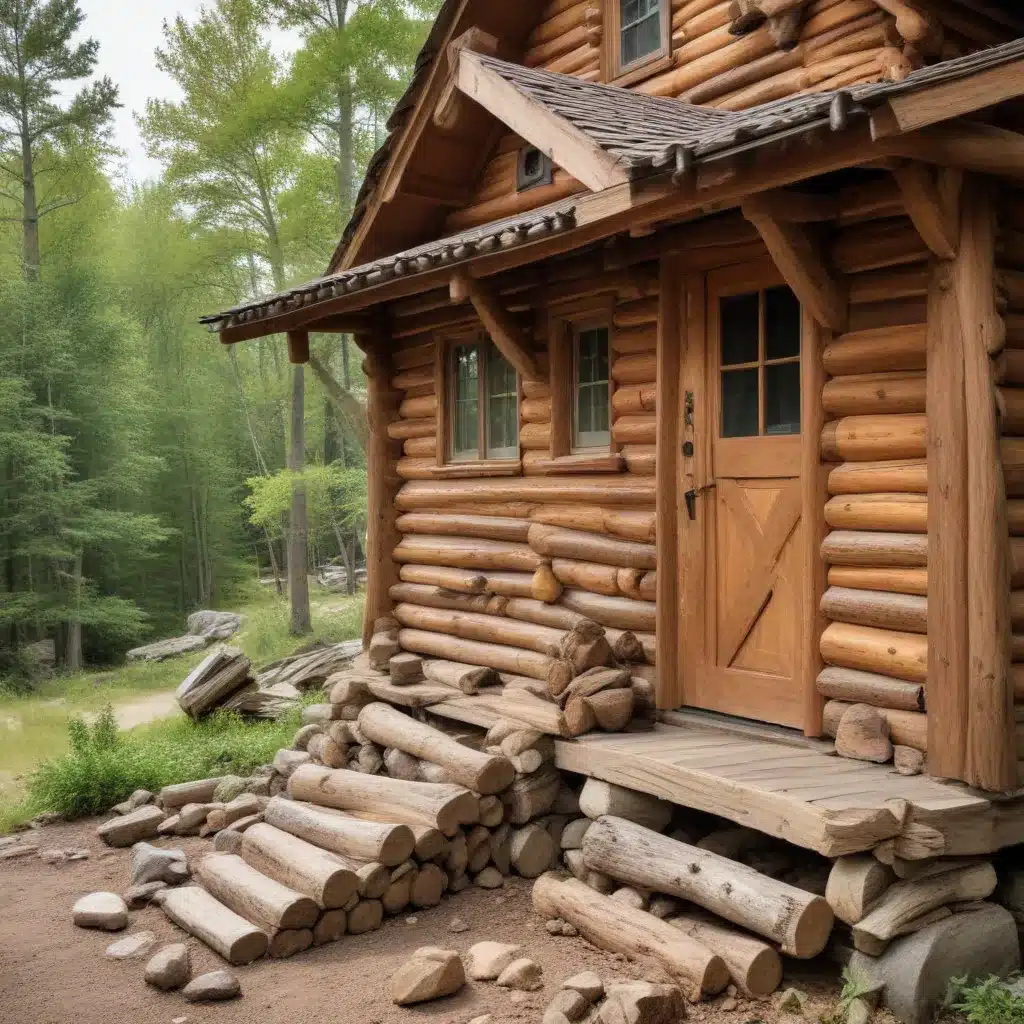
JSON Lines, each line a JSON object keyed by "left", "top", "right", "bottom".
{"left": 175, "top": 647, "right": 253, "bottom": 721}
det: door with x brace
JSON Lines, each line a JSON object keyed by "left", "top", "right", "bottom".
{"left": 687, "top": 261, "right": 805, "bottom": 728}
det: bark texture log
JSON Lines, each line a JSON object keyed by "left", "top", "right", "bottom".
{"left": 159, "top": 885, "right": 269, "bottom": 965}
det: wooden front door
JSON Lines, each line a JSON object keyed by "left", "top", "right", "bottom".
{"left": 684, "top": 261, "right": 806, "bottom": 728}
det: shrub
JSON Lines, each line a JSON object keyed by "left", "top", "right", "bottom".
{"left": 26, "top": 702, "right": 306, "bottom": 820}
{"left": 950, "top": 976, "right": 1024, "bottom": 1024}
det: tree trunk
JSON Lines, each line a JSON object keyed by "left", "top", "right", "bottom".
{"left": 289, "top": 364, "right": 311, "bottom": 634}
{"left": 20, "top": 121, "right": 40, "bottom": 279}
{"left": 66, "top": 549, "right": 83, "bottom": 672}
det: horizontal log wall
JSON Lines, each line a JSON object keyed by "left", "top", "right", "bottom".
{"left": 817, "top": 206, "right": 931, "bottom": 755}
{"left": 386, "top": 265, "right": 661, "bottom": 685}
{"left": 997, "top": 189, "right": 1024, "bottom": 787}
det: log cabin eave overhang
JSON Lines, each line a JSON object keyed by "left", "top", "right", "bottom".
{"left": 203, "top": 42, "right": 1024, "bottom": 346}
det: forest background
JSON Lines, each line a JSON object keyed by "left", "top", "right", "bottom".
{"left": 0, "top": 0, "right": 440, "bottom": 686}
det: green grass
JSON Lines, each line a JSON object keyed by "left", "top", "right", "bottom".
{"left": 0, "top": 588, "right": 364, "bottom": 832}
{"left": 949, "top": 976, "right": 1024, "bottom": 1024}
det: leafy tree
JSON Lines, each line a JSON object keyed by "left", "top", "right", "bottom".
{"left": 0, "top": 0, "right": 118, "bottom": 277}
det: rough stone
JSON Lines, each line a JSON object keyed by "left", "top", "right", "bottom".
{"left": 39, "top": 848, "right": 67, "bottom": 865}
{"left": 466, "top": 941, "right": 522, "bottom": 981}
{"left": 187, "top": 610, "right": 243, "bottom": 639}
{"left": 72, "top": 892, "right": 128, "bottom": 931}
{"left": 545, "top": 918, "right": 566, "bottom": 935}
{"left": 597, "top": 982, "right": 686, "bottom": 1024}
{"left": 212, "top": 775, "right": 247, "bottom": 803}
{"left": 96, "top": 805, "right": 165, "bottom": 847}
{"left": 546, "top": 988, "right": 590, "bottom": 1021}
{"left": 213, "top": 830, "right": 243, "bottom": 854}
{"left": 496, "top": 958, "right": 543, "bottom": 992}
{"left": 66, "top": 848, "right": 89, "bottom": 861}
{"left": 563, "top": 971, "right": 605, "bottom": 1004}
{"left": 243, "top": 775, "right": 271, "bottom": 797}
{"left": 145, "top": 943, "right": 191, "bottom": 991}
{"left": 448, "top": 917, "right": 469, "bottom": 933}
{"left": 848, "top": 903, "right": 1020, "bottom": 1024}
{"left": 157, "top": 814, "right": 181, "bottom": 835}
{"left": 720, "top": 996, "right": 738, "bottom": 1011}
{"left": 835, "top": 704, "right": 893, "bottom": 764}
{"left": 292, "top": 725, "right": 322, "bottom": 751}
{"left": 105, "top": 931, "right": 158, "bottom": 960}
{"left": 560, "top": 922, "right": 578, "bottom": 936}
{"left": 273, "top": 748, "right": 311, "bottom": 778}
{"left": 543, "top": 1012, "right": 572, "bottom": 1024}
{"left": 182, "top": 970, "right": 241, "bottom": 1003}
{"left": 778, "top": 988, "right": 810, "bottom": 1013}
{"left": 893, "top": 746, "right": 925, "bottom": 776}
{"left": 123, "top": 881, "right": 168, "bottom": 909}
{"left": 174, "top": 803, "right": 213, "bottom": 835}
{"left": 647, "top": 896, "right": 679, "bottom": 920}
{"left": 468, "top": 1016, "right": 492, "bottom": 1024}
{"left": 390, "top": 946, "right": 466, "bottom": 1006}
{"left": 475, "top": 866, "right": 504, "bottom": 889}
{"left": 130, "top": 842, "right": 188, "bottom": 886}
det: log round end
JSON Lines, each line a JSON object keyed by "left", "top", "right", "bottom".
{"left": 321, "top": 869, "right": 360, "bottom": 910}
{"left": 788, "top": 896, "right": 836, "bottom": 959}
{"left": 438, "top": 791, "right": 482, "bottom": 837}
{"left": 279, "top": 895, "right": 321, "bottom": 931}
{"left": 358, "top": 863, "right": 391, "bottom": 900}
{"left": 379, "top": 824, "right": 417, "bottom": 867}
{"left": 743, "top": 945, "right": 784, "bottom": 998}
{"left": 698, "top": 953, "right": 731, "bottom": 998}
{"left": 476, "top": 756, "right": 517, "bottom": 796}
{"left": 227, "top": 930, "right": 270, "bottom": 965}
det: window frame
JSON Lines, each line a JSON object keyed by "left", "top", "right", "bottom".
{"left": 602, "top": 0, "right": 673, "bottom": 87}
{"left": 571, "top": 320, "right": 614, "bottom": 453}
{"left": 516, "top": 146, "right": 554, "bottom": 193}
{"left": 441, "top": 333, "right": 521, "bottom": 466}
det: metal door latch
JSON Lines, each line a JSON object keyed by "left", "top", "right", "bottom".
{"left": 684, "top": 482, "right": 716, "bottom": 521}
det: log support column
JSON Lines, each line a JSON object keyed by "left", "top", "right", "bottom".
{"left": 358, "top": 333, "right": 403, "bottom": 648}
{"left": 287, "top": 330, "right": 311, "bottom": 635}
{"left": 955, "top": 180, "right": 1015, "bottom": 791}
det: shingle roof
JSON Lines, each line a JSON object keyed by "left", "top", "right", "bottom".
{"left": 470, "top": 38, "right": 1024, "bottom": 174}
{"left": 203, "top": 36, "right": 1024, "bottom": 332}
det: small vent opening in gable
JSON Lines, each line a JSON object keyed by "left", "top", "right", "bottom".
{"left": 517, "top": 146, "right": 553, "bottom": 192}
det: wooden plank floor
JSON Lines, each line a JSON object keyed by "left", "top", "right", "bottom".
{"left": 551, "top": 724, "right": 1024, "bottom": 859}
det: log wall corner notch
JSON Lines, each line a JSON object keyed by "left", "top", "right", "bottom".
{"left": 450, "top": 270, "right": 542, "bottom": 381}
{"left": 741, "top": 194, "right": 848, "bottom": 332}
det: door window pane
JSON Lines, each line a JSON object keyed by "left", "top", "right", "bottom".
{"left": 720, "top": 292, "right": 759, "bottom": 366}
{"left": 765, "top": 286, "right": 801, "bottom": 360}
{"left": 485, "top": 344, "right": 518, "bottom": 458}
{"left": 575, "top": 327, "right": 610, "bottom": 448}
{"left": 452, "top": 345, "right": 478, "bottom": 460}
{"left": 765, "top": 362, "right": 801, "bottom": 435}
{"left": 722, "top": 368, "right": 759, "bottom": 438}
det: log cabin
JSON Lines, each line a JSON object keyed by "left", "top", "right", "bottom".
{"left": 203, "top": 0, "right": 1024, "bottom": 874}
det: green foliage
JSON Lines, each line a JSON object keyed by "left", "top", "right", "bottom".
{"left": 950, "top": 976, "right": 1024, "bottom": 1024}
{"left": 27, "top": 703, "right": 307, "bottom": 820}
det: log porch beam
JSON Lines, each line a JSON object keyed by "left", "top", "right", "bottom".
{"left": 740, "top": 188, "right": 838, "bottom": 223}
{"left": 876, "top": 121, "right": 1024, "bottom": 183}
{"left": 892, "top": 162, "right": 961, "bottom": 260}
{"left": 455, "top": 48, "right": 632, "bottom": 192}
{"left": 740, "top": 207, "right": 848, "bottom": 331}
{"left": 450, "top": 270, "right": 542, "bottom": 380}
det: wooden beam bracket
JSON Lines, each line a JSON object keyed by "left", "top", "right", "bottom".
{"left": 741, "top": 208, "right": 848, "bottom": 331}
{"left": 433, "top": 27, "right": 499, "bottom": 133}
{"left": 449, "top": 270, "right": 541, "bottom": 380}
{"left": 893, "top": 161, "right": 960, "bottom": 260}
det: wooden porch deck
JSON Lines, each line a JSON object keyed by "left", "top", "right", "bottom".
{"left": 422, "top": 691, "right": 1024, "bottom": 860}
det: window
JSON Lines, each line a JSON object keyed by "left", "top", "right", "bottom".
{"left": 574, "top": 326, "right": 611, "bottom": 449}
{"left": 449, "top": 339, "right": 519, "bottom": 462}
{"left": 517, "top": 146, "right": 553, "bottom": 192}
{"left": 604, "top": 0, "right": 671, "bottom": 84}
{"left": 720, "top": 286, "right": 801, "bottom": 439}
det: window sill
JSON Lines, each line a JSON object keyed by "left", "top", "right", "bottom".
{"left": 607, "top": 52, "right": 674, "bottom": 89}
{"left": 431, "top": 460, "right": 522, "bottom": 479}
{"left": 524, "top": 452, "right": 625, "bottom": 475}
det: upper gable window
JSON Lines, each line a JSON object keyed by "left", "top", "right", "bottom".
{"left": 517, "top": 146, "right": 553, "bottom": 192}
{"left": 605, "top": 0, "right": 672, "bottom": 85}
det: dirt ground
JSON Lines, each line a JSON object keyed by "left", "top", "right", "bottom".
{"left": 0, "top": 818, "right": 848, "bottom": 1024}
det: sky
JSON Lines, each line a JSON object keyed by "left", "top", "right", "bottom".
{"left": 75, "top": 1, "right": 298, "bottom": 185}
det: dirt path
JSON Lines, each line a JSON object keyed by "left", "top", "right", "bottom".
{"left": 93, "top": 692, "right": 182, "bottom": 731}
{"left": 0, "top": 818, "right": 846, "bottom": 1024}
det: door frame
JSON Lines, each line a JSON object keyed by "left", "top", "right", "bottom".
{"left": 678, "top": 258, "right": 828, "bottom": 736}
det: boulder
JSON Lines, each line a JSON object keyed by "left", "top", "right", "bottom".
{"left": 187, "top": 610, "right": 243, "bottom": 639}
{"left": 182, "top": 969, "right": 241, "bottom": 1003}
{"left": 563, "top": 971, "right": 605, "bottom": 1004}
{"left": 893, "top": 746, "right": 925, "bottom": 776}
{"left": 448, "top": 917, "right": 469, "bottom": 933}
{"left": 96, "top": 805, "right": 165, "bottom": 847}
{"left": 144, "top": 943, "right": 191, "bottom": 991}
{"left": 127, "top": 635, "right": 209, "bottom": 662}
{"left": 848, "top": 903, "right": 1020, "bottom": 1024}
{"left": 597, "top": 982, "right": 686, "bottom": 1024}
{"left": 130, "top": 842, "right": 188, "bottom": 886}
{"left": 466, "top": 941, "right": 522, "bottom": 981}
{"left": 72, "top": 892, "right": 128, "bottom": 931}
{"left": 174, "top": 802, "right": 214, "bottom": 835}
{"left": 123, "top": 882, "right": 168, "bottom": 909}
{"left": 546, "top": 989, "right": 591, "bottom": 1022}
{"left": 496, "top": 958, "right": 544, "bottom": 992}
{"left": 105, "top": 931, "right": 158, "bottom": 960}
{"left": 835, "top": 704, "right": 893, "bottom": 764}
{"left": 273, "top": 749, "right": 311, "bottom": 778}
{"left": 475, "top": 866, "right": 504, "bottom": 889}
{"left": 390, "top": 947, "right": 466, "bottom": 1006}
{"left": 213, "top": 830, "right": 243, "bottom": 854}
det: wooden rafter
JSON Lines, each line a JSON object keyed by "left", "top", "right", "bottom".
{"left": 892, "top": 161, "right": 961, "bottom": 260}
{"left": 456, "top": 48, "right": 631, "bottom": 192}
{"left": 741, "top": 206, "right": 848, "bottom": 331}
{"left": 449, "top": 270, "right": 541, "bottom": 380}
{"left": 741, "top": 188, "right": 838, "bottom": 223}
